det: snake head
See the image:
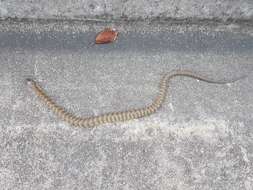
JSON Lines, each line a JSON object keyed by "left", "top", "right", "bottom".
{"left": 25, "top": 78, "right": 36, "bottom": 86}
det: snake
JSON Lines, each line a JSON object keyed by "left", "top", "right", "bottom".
{"left": 26, "top": 70, "right": 244, "bottom": 128}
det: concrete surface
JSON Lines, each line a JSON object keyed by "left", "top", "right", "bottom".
{"left": 0, "top": 0, "right": 253, "bottom": 21}
{"left": 0, "top": 20, "right": 253, "bottom": 189}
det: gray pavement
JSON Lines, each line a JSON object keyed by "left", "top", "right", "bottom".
{"left": 0, "top": 21, "right": 253, "bottom": 189}
{"left": 0, "top": 0, "right": 253, "bottom": 21}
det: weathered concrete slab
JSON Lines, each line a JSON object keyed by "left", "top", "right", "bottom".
{"left": 0, "top": 21, "right": 253, "bottom": 189}
{"left": 0, "top": 0, "right": 253, "bottom": 21}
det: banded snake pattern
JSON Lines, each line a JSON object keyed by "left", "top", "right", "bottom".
{"left": 26, "top": 70, "right": 243, "bottom": 128}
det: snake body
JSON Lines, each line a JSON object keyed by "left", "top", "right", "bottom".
{"left": 26, "top": 70, "right": 242, "bottom": 128}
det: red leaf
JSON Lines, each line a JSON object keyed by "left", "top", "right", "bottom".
{"left": 95, "top": 28, "right": 118, "bottom": 44}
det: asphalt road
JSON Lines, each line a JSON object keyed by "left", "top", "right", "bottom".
{"left": 0, "top": 21, "right": 253, "bottom": 190}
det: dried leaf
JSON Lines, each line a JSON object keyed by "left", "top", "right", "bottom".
{"left": 95, "top": 28, "right": 118, "bottom": 44}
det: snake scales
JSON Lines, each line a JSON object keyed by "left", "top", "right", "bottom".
{"left": 26, "top": 70, "right": 243, "bottom": 128}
